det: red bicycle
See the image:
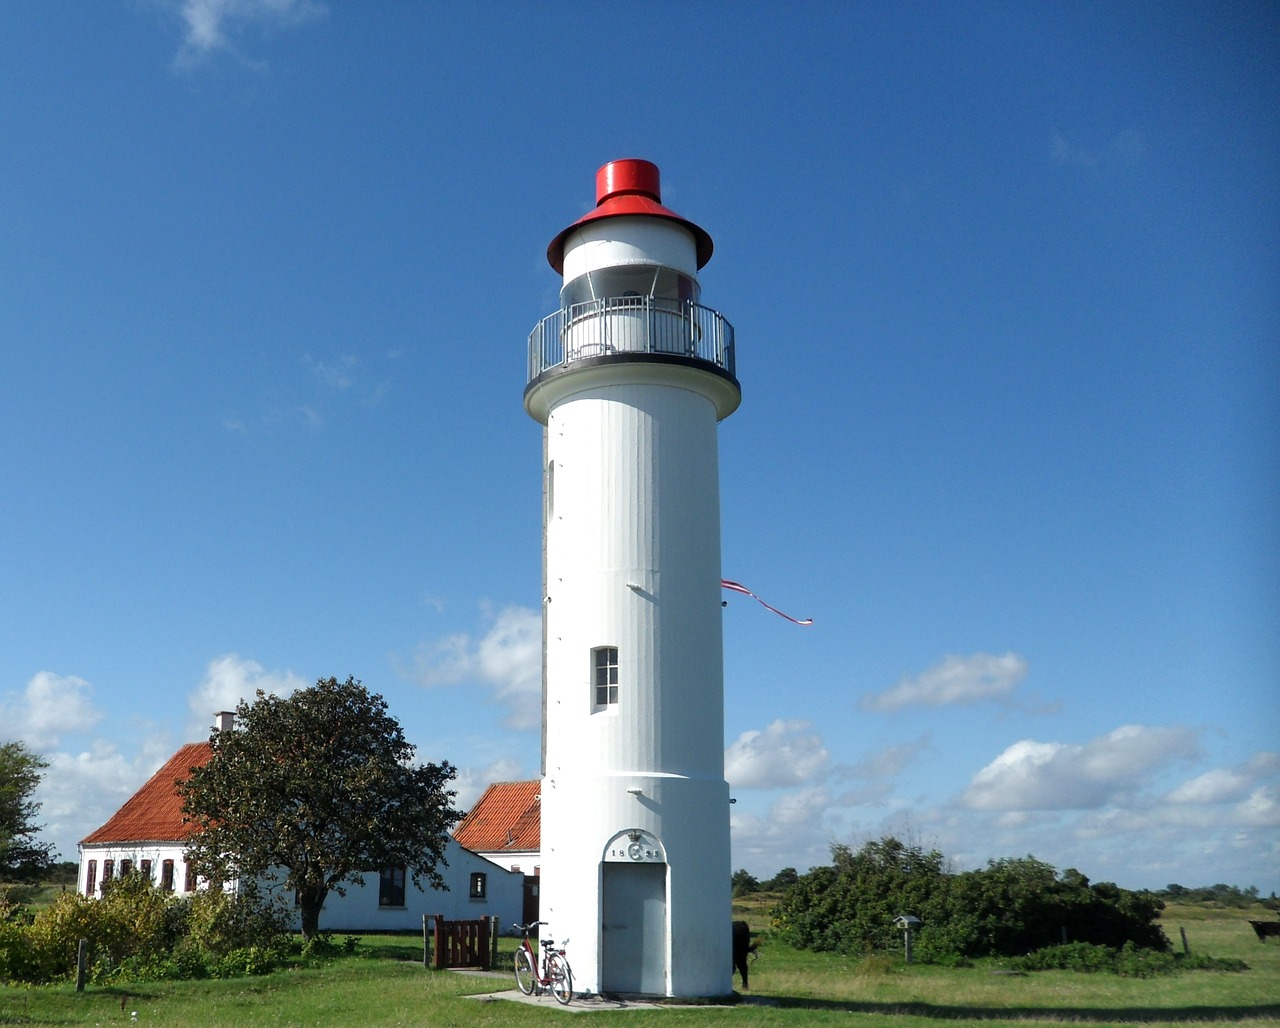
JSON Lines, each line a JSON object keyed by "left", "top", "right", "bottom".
{"left": 513, "top": 921, "right": 573, "bottom": 1004}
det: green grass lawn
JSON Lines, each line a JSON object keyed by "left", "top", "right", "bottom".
{"left": 2, "top": 902, "right": 1277, "bottom": 1026}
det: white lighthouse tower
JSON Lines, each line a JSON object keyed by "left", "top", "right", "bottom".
{"left": 524, "top": 159, "right": 740, "bottom": 998}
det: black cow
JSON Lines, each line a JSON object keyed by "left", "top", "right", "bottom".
{"left": 732, "top": 920, "right": 758, "bottom": 988}
{"left": 1248, "top": 920, "right": 1280, "bottom": 942}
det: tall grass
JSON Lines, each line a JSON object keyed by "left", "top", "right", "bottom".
{"left": 2, "top": 902, "right": 1277, "bottom": 1026}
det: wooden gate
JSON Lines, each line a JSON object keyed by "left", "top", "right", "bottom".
{"left": 429, "top": 915, "right": 494, "bottom": 970}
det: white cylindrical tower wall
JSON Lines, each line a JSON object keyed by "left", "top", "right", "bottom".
{"left": 527, "top": 160, "right": 737, "bottom": 997}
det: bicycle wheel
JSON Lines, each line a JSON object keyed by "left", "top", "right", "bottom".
{"left": 548, "top": 953, "right": 573, "bottom": 1005}
{"left": 514, "top": 947, "right": 536, "bottom": 995}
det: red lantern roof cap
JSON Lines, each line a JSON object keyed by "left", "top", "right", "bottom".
{"left": 546, "top": 158, "right": 714, "bottom": 274}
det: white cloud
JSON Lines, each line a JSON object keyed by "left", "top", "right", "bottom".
{"left": 725, "top": 719, "right": 829, "bottom": 789}
{"left": 769, "top": 785, "right": 834, "bottom": 828}
{"left": 186, "top": 653, "right": 307, "bottom": 737}
{"left": 34, "top": 736, "right": 177, "bottom": 862}
{"left": 410, "top": 606, "right": 542, "bottom": 730}
{"left": 862, "top": 652, "right": 1027, "bottom": 712}
{"left": 453, "top": 757, "right": 528, "bottom": 813}
{"left": 1166, "top": 752, "right": 1280, "bottom": 806}
{"left": 962, "top": 725, "right": 1201, "bottom": 811}
{"left": 302, "top": 353, "right": 357, "bottom": 392}
{"left": 848, "top": 737, "right": 930, "bottom": 780}
{"left": 727, "top": 739, "right": 1278, "bottom": 889}
{"left": 1235, "top": 786, "right": 1280, "bottom": 828}
{"left": 730, "top": 787, "right": 836, "bottom": 874}
{"left": 1167, "top": 767, "right": 1252, "bottom": 806}
{"left": 170, "top": 0, "right": 325, "bottom": 68}
{"left": 0, "top": 672, "right": 104, "bottom": 749}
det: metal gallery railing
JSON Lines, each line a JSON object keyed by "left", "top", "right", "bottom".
{"left": 527, "top": 296, "right": 735, "bottom": 383}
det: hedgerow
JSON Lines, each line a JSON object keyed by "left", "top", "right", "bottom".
{"left": 1007, "top": 941, "right": 1249, "bottom": 977}
{"left": 0, "top": 872, "right": 291, "bottom": 985}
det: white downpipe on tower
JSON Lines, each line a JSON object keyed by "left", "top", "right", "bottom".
{"left": 524, "top": 159, "right": 741, "bottom": 997}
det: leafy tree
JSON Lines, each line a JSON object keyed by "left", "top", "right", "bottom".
{"left": 731, "top": 869, "right": 760, "bottom": 897}
{"left": 178, "top": 677, "right": 462, "bottom": 940}
{"left": 764, "top": 867, "right": 800, "bottom": 891}
{"left": 0, "top": 741, "right": 57, "bottom": 884}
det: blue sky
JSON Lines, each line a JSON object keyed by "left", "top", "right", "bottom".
{"left": 2, "top": 1, "right": 1276, "bottom": 894}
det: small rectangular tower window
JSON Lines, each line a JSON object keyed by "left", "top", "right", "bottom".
{"left": 469, "top": 872, "right": 487, "bottom": 899}
{"left": 592, "top": 646, "right": 619, "bottom": 708}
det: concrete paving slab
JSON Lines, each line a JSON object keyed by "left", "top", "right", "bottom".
{"left": 453, "top": 970, "right": 778, "bottom": 1012}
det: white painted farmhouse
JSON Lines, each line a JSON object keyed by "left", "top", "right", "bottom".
{"left": 77, "top": 724, "right": 522, "bottom": 932}
{"left": 452, "top": 780, "right": 540, "bottom": 873}
{"left": 451, "top": 779, "right": 541, "bottom": 924}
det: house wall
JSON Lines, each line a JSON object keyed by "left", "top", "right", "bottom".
{"left": 79, "top": 839, "right": 523, "bottom": 935}
{"left": 471, "top": 848, "right": 540, "bottom": 874}
{"left": 78, "top": 842, "right": 211, "bottom": 897}
{"left": 259, "top": 841, "right": 524, "bottom": 933}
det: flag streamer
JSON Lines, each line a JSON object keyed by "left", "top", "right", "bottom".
{"left": 721, "top": 579, "right": 813, "bottom": 625}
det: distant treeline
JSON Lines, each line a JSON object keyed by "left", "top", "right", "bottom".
{"left": 1157, "top": 883, "right": 1279, "bottom": 908}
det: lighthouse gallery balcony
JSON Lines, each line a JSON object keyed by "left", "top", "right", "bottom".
{"left": 526, "top": 295, "right": 736, "bottom": 387}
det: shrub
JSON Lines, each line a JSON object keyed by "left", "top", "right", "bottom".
{"left": 210, "top": 945, "right": 283, "bottom": 978}
{"left": 1007, "top": 941, "right": 1249, "bottom": 977}
{"left": 18, "top": 876, "right": 180, "bottom": 983}
{"left": 3, "top": 876, "right": 291, "bottom": 985}
{"left": 0, "top": 918, "right": 38, "bottom": 982}
{"left": 772, "top": 837, "right": 1170, "bottom": 962}
{"left": 183, "top": 880, "right": 291, "bottom": 957}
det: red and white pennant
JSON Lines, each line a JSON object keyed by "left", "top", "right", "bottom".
{"left": 720, "top": 579, "right": 813, "bottom": 626}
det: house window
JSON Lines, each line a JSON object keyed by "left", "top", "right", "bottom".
{"left": 593, "top": 646, "right": 619, "bottom": 708}
{"left": 140, "top": 859, "right": 152, "bottom": 881}
{"left": 161, "top": 860, "right": 175, "bottom": 892}
{"left": 101, "top": 860, "right": 114, "bottom": 890}
{"left": 184, "top": 862, "right": 196, "bottom": 893}
{"left": 85, "top": 860, "right": 97, "bottom": 897}
{"left": 469, "top": 872, "right": 487, "bottom": 899}
{"left": 379, "top": 866, "right": 406, "bottom": 908}
{"left": 119, "top": 859, "right": 133, "bottom": 877}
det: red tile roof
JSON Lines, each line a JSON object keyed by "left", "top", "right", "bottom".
{"left": 452, "top": 780, "right": 540, "bottom": 853}
{"left": 80, "top": 742, "right": 212, "bottom": 845}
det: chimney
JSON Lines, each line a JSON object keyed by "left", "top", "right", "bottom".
{"left": 214, "top": 711, "right": 235, "bottom": 734}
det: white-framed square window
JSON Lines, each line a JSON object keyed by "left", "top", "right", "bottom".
{"left": 592, "top": 646, "right": 619, "bottom": 708}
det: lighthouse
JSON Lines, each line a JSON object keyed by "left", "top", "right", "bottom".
{"left": 524, "top": 159, "right": 740, "bottom": 997}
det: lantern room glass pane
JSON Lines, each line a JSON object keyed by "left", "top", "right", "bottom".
{"left": 561, "top": 266, "right": 699, "bottom": 308}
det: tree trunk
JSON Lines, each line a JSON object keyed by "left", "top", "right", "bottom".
{"left": 298, "top": 885, "right": 328, "bottom": 940}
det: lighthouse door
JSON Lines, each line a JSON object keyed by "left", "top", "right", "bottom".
{"left": 601, "top": 862, "right": 667, "bottom": 994}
